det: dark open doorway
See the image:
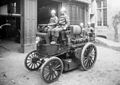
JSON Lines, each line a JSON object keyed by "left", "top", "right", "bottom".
{"left": 0, "top": 15, "right": 20, "bottom": 43}
{"left": 0, "top": 0, "right": 21, "bottom": 53}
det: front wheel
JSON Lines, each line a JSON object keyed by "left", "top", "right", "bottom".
{"left": 40, "top": 57, "right": 63, "bottom": 83}
{"left": 25, "top": 50, "right": 43, "bottom": 71}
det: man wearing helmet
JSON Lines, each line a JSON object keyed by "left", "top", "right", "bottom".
{"left": 44, "top": 10, "right": 58, "bottom": 36}
{"left": 51, "top": 7, "right": 70, "bottom": 43}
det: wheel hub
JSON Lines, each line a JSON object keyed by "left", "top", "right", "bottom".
{"left": 32, "top": 57, "right": 39, "bottom": 63}
{"left": 88, "top": 49, "right": 95, "bottom": 59}
{"left": 49, "top": 65, "right": 56, "bottom": 74}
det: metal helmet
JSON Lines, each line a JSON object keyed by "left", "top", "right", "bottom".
{"left": 60, "top": 7, "right": 66, "bottom": 13}
{"left": 51, "top": 9, "right": 56, "bottom": 14}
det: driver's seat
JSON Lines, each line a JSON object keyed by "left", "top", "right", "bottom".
{"left": 37, "top": 24, "right": 50, "bottom": 44}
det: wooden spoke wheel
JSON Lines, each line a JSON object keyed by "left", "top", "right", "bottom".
{"left": 25, "top": 50, "right": 43, "bottom": 71}
{"left": 80, "top": 43, "right": 97, "bottom": 71}
{"left": 40, "top": 57, "right": 63, "bottom": 83}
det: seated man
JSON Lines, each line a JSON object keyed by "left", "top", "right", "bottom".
{"left": 51, "top": 7, "right": 70, "bottom": 43}
{"left": 44, "top": 10, "right": 58, "bottom": 36}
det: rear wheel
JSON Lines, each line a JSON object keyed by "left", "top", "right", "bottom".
{"left": 25, "top": 50, "right": 43, "bottom": 71}
{"left": 40, "top": 57, "right": 63, "bottom": 83}
{"left": 80, "top": 43, "right": 97, "bottom": 71}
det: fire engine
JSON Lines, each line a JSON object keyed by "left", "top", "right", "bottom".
{"left": 24, "top": 23, "right": 97, "bottom": 83}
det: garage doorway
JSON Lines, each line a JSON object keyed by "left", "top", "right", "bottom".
{"left": 0, "top": 1, "right": 21, "bottom": 53}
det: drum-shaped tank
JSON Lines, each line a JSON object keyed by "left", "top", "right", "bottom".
{"left": 71, "top": 25, "right": 82, "bottom": 35}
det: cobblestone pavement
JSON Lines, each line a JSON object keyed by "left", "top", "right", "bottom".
{"left": 0, "top": 45, "right": 120, "bottom": 85}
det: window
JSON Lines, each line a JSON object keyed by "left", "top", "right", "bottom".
{"left": 8, "top": 2, "right": 16, "bottom": 14}
{"left": 69, "top": 3, "right": 85, "bottom": 25}
{"left": 97, "top": 0, "right": 107, "bottom": 26}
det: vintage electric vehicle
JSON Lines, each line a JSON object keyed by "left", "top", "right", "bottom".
{"left": 24, "top": 23, "right": 97, "bottom": 83}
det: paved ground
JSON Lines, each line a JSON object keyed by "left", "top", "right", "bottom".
{"left": 0, "top": 41, "right": 120, "bottom": 85}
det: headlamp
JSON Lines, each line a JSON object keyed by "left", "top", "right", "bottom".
{"left": 60, "top": 7, "right": 66, "bottom": 12}
{"left": 36, "top": 36, "right": 40, "bottom": 44}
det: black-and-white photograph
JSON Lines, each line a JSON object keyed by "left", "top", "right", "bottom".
{"left": 0, "top": 0, "right": 120, "bottom": 85}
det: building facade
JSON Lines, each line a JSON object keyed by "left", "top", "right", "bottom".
{"left": 37, "top": 0, "right": 90, "bottom": 25}
{"left": 0, "top": 0, "right": 91, "bottom": 53}
{"left": 90, "top": 0, "right": 120, "bottom": 41}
